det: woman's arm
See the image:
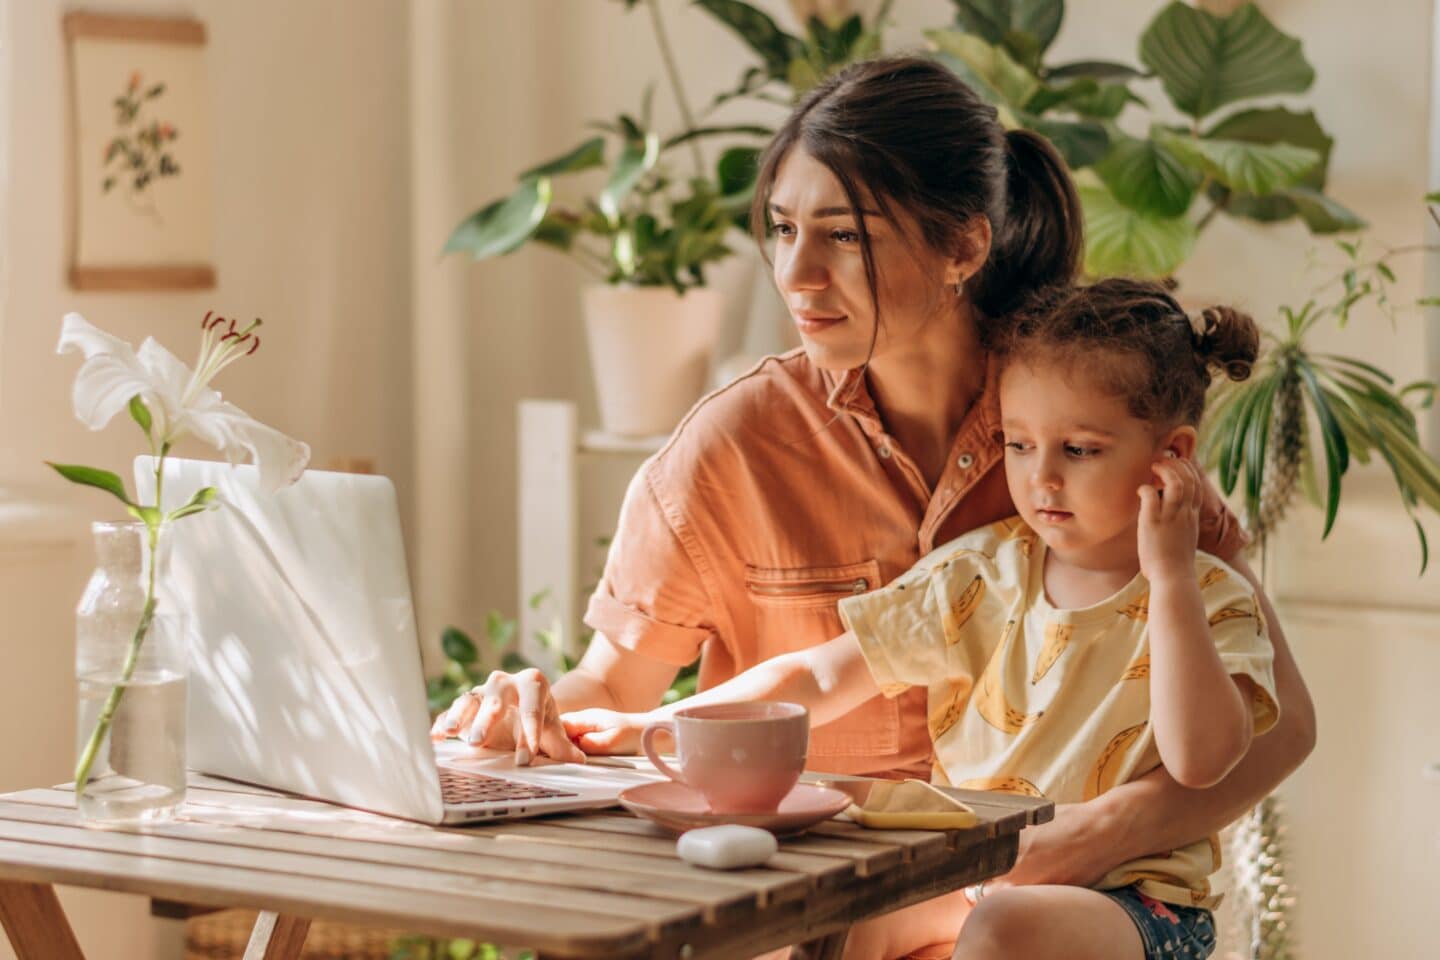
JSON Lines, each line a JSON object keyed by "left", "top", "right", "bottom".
{"left": 562, "top": 632, "right": 881, "bottom": 752}
{"left": 993, "top": 549, "right": 1316, "bottom": 889}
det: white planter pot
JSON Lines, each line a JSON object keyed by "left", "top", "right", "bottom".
{"left": 583, "top": 285, "right": 725, "bottom": 437}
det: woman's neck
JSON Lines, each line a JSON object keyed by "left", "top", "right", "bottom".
{"left": 865, "top": 304, "right": 987, "bottom": 489}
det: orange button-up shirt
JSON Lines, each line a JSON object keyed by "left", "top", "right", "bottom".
{"left": 584, "top": 348, "right": 1246, "bottom": 777}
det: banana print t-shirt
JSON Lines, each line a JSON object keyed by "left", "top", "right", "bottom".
{"left": 839, "top": 517, "right": 1279, "bottom": 909}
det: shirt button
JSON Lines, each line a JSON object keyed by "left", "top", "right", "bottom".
{"left": 957, "top": 453, "right": 975, "bottom": 469}
{"left": 878, "top": 445, "right": 892, "bottom": 459}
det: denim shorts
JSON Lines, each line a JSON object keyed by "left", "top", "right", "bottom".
{"left": 1102, "top": 886, "right": 1216, "bottom": 960}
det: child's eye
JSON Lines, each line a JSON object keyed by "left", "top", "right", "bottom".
{"left": 1003, "top": 441, "right": 1031, "bottom": 453}
{"left": 1065, "top": 445, "right": 1101, "bottom": 458}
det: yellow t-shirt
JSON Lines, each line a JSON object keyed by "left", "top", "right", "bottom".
{"left": 839, "top": 517, "right": 1279, "bottom": 909}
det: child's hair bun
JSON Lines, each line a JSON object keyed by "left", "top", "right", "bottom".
{"left": 1193, "top": 305, "right": 1260, "bottom": 382}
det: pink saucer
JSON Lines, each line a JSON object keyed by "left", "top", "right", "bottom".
{"left": 619, "top": 781, "right": 851, "bottom": 836}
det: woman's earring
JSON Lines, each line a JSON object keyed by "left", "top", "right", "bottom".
{"left": 953, "top": 278, "right": 965, "bottom": 298}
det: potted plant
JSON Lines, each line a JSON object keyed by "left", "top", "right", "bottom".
{"left": 444, "top": 0, "right": 786, "bottom": 437}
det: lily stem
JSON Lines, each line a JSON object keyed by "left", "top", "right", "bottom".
{"left": 74, "top": 450, "right": 167, "bottom": 797}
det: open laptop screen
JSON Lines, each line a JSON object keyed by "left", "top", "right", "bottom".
{"left": 134, "top": 457, "right": 445, "bottom": 822}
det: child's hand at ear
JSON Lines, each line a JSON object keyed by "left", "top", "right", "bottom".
{"left": 1137, "top": 453, "right": 1203, "bottom": 583}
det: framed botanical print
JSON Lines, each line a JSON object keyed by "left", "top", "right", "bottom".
{"left": 64, "top": 12, "right": 215, "bottom": 291}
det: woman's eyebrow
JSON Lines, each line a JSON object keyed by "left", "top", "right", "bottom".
{"left": 768, "top": 202, "right": 884, "bottom": 219}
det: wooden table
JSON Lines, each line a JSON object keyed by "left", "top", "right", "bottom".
{"left": 0, "top": 772, "right": 1051, "bottom": 959}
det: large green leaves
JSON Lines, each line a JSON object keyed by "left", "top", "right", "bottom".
{"left": 1203, "top": 108, "right": 1364, "bottom": 232}
{"left": 1140, "top": 2, "right": 1314, "bottom": 120}
{"left": 1095, "top": 134, "right": 1201, "bottom": 218}
{"left": 694, "top": 0, "right": 806, "bottom": 81}
{"left": 1160, "top": 130, "right": 1319, "bottom": 197}
{"left": 927, "top": 29, "right": 1040, "bottom": 108}
{"left": 1079, "top": 180, "right": 1195, "bottom": 278}
{"left": 951, "top": 0, "right": 1064, "bottom": 70}
{"left": 445, "top": 178, "right": 553, "bottom": 260}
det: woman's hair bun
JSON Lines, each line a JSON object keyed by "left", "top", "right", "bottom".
{"left": 1193, "top": 305, "right": 1260, "bottom": 382}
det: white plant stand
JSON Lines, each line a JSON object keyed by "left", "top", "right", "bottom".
{"left": 517, "top": 400, "right": 665, "bottom": 673}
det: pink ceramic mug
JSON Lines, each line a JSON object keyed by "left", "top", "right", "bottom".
{"left": 640, "top": 702, "right": 809, "bottom": 814}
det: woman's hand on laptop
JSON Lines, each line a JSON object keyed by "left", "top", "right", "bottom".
{"left": 430, "top": 669, "right": 586, "bottom": 764}
{"left": 560, "top": 708, "right": 651, "bottom": 755}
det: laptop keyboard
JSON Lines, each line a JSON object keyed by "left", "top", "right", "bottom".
{"left": 439, "top": 768, "right": 580, "bottom": 805}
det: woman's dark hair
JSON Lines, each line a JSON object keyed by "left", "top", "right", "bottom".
{"left": 993, "top": 278, "right": 1261, "bottom": 427}
{"left": 748, "top": 55, "right": 1083, "bottom": 325}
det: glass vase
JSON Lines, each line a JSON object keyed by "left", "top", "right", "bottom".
{"left": 74, "top": 521, "right": 188, "bottom": 823}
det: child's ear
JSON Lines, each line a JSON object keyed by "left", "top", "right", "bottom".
{"left": 1159, "top": 425, "right": 1198, "bottom": 461}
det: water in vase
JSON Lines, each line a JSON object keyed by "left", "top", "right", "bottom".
{"left": 76, "top": 669, "right": 187, "bottom": 822}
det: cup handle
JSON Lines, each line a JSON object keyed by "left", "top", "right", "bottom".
{"left": 640, "top": 720, "right": 685, "bottom": 785}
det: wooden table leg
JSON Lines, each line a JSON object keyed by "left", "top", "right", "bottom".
{"left": 243, "top": 911, "right": 311, "bottom": 960}
{"left": 0, "top": 879, "right": 86, "bottom": 959}
{"left": 792, "top": 929, "right": 849, "bottom": 960}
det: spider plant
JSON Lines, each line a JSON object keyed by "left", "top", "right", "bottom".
{"left": 1200, "top": 200, "right": 1440, "bottom": 571}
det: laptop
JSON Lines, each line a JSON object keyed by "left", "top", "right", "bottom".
{"left": 134, "top": 456, "right": 659, "bottom": 824}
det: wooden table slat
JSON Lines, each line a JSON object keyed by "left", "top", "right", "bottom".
{"left": 0, "top": 800, "right": 758, "bottom": 926}
{"left": 0, "top": 814, "right": 704, "bottom": 934}
{"left": 0, "top": 837, "right": 651, "bottom": 958}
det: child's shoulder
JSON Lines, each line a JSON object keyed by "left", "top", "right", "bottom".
{"left": 1191, "top": 550, "right": 1251, "bottom": 596}
{"left": 914, "top": 517, "right": 1038, "bottom": 577}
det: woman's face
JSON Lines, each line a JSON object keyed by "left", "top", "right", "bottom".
{"left": 767, "top": 147, "right": 979, "bottom": 372}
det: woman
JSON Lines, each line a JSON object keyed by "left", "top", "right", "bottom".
{"left": 436, "top": 56, "right": 1316, "bottom": 959}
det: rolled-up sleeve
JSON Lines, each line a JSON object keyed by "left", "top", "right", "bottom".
{"left": 583, "top": 464, "right": 715, "bottom": 667}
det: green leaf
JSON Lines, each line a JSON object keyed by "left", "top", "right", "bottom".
{"left": 1201, "top": 108, "right": 1362, "bottom": 232}
{"left": 1243, "top": 374, "right": 1281, "bottom": 506}
{"left": 126, "top": 504, "right": 162, "bottom": 526}
{"left": 1045, "top": 59, "right": 1146, "bottom": 81}
{"left": 926, "top": 29, "right": 1040, "bottom": 108}
{"left": 600, "top": 133, "right": 660, "bottom": 224}
{"left": 441, "top": 627, "right": 478, "bottom": 666}
{"left": 662, "top": 125, "right": 773, "bottom": 152}
{"left": 1160, "top": 131, "right": 1319, "bottom": 197}
{"left": 1295, "top": 358, "right": 1348, "bottom": 536}
{"left": 1078, "top": 180, "right": 1196, "bottom": 278}
{"left": 128, "top": 395, "right": 152, "bottom": 436}
{"left": 486, "top": 610, "right": 518, "bottom": 648}
{"left": 46, "top": 462, "right": 136, "bottom": 507}
{"left": 1025, "top": 116, "right": 1109, "bottom": 168}
{"left": 1094, "top": 133, "right": 1201, "bottom": 218}
{"left": 517, "top": 137, "right": 605, "bottom": 180}
{"left": 1140, "top": 2, "right": 1314, "bottom": 120}
{"left": 166, "top": 485, "right": 218, "bottom": 522}
{"left": 952, "top": 0, "right": 1065, "bottom": 62}
{"left": 444, "top": 178, "right": 553, "bottom": 260}
{"left": 694, "top": 0, "right": 807, "bottom": 80}
{"left": 1287, "top": 187, "right": 1367, "bottom": 233}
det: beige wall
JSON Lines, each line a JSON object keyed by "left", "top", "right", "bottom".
{"left": 1, "top": 1, "right": 1437, "bottom": 957}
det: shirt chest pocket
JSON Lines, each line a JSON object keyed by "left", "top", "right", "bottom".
{"left": 743, "top": 559, "right": 898, "bottom": 761}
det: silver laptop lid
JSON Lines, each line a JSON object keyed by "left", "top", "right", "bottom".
{"left": 134, "top": 456, "right": 444, "bottom": 823}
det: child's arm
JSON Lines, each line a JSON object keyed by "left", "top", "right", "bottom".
{"left": 1140, "top": 457, "right": 1253, "bottom": 789}
{"left": 563, "top": 632, "right": 880, "bottom": 752}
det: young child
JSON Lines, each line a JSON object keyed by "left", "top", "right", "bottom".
{"left": 566, "top": 278, "right": 1279, "bottom": 960}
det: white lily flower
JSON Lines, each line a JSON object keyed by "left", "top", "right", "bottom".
{"left": 58, "top": 311, "right": 311, "bottom": 492}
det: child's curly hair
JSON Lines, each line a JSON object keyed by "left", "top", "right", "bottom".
{"left": 991, "top": 278, "right": 1261, "bottom": 427}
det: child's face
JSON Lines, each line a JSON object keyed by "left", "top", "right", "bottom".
{"left": 999, "top": 358, "right": 1183, "bottom": 569}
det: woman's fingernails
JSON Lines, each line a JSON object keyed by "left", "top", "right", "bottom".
{"left": 514, "top": 745, "right": 532, "bottom": 766}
